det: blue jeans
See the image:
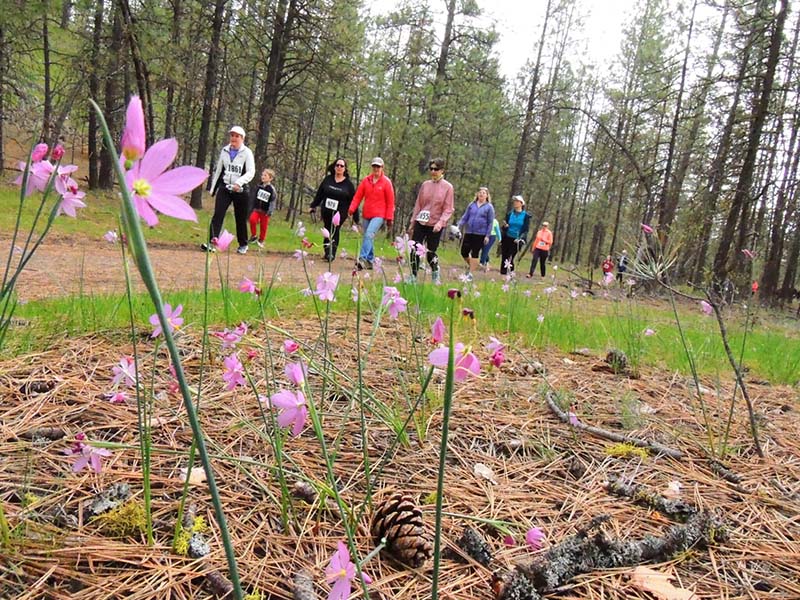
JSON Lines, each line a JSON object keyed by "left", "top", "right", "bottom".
{"left": 480, "top": 235, "right": 497, "bottom": 265}
{"left": 359, "top": 217, "right": 384, "bottom": 261}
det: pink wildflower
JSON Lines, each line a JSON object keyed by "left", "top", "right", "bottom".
{"left": 51, "top": 144, "right": 65, "bottom": 161}
{"left": 315, "top": 272, "right": 339, "bottom": 302}
{"left": 428, "top": 343, "right": 481, "bottom": 381}
{"left": 112, "top": 356, "right": 137, "bottom": 388}
{"left": 351, "top": 224, "right": 359, "bottom": 232}
{"left": 526, "top": 527, "right": 545, "bottom": 550}
{"left": 568, "top": 411, "right": 580, "bottom": 426}
{"left": 107, "top": 391, "right": 127, "bottom": 404}
{"left": 285, "top": 362, "right": 306, "bottom": 387}
{"left": 326, "top": 541, "right": 360, "bottom": 600}
{"left": 149, "top": 303, "right": 184, "bottom": 338}
{"left": 211, "top": 322, "right": 247, "bottom": 350}
{"left": 213, "top": 230, "right": 235, "bottom": 251}
{"left": 293, "top": 249, "right": 308, "bottom": 260}
{"left": 742, "top": 249, "right": 754, "bottom": 259}
{"left": 544, "top": 286, "right": 557, "bottom": 294}
{"left": 283, "top": 339, "right": 299, "bottom": 353}
{"left": 57, "top": 189, "right": 87, "bottom": 217}
{"left": 321, "top": 227, "right": 331, "bottom": 239}
{"left": 268, "top": 390, "right": 308, "bottom": 436}
{"left": 393, "top": 272, "right": 402, "bottom": 284}
{"left": 120, "top": 95, "right": 146, "bottom": 166}
{"left": 447, "top": 288, "right": 461, "bottom": 299}
{"left": 501, "top": 284, "right": 510, "bottom": 293}
{"left": 523, "top": 290, "right": 532, "bottom": 297}
{"left": 503, "top": 535, "right": 515, "bottom": 546}
{"left": 301, "top": 237, "right": 314, "bottom": 248}
{"left": 414, "top": 242, "right": 427, "bottom": 258}
{"left": 487, "top": 336, "right": 505, "bottom": 368}
{"left": 103, "top": 230, "right": 119, "bottom": 243}
{"left": 68, "top": 438, "right": 113, "bottom": 474}
{"left": 332, "top": 211, "right": 341, "bottom": 227}
{"left": 537, "top": 314, "right": 545, "bottom": 323}
{"left": 31, "top": 143, "right": 49, "bottom": 162}
{"left": 431, "top": 317, "right": 445, "bottom": 344}
{"left": 222, "top": 353, "right": 246, "bottom": 390}
{"left": 381, "top": 286, "right": 408, "bottom": 319}
{"left": 239, "top": 277, "right": 258, "bottom": 294}
{"left": 570, "top": 289, "right": 580, "bottom": 299}
{"left": 700, "top": 300, "right": 713, "bottom": 315}
{"left": 641, "top": 223, "right": 654, "bottom": 234}
{"left": 643, "top": 328, "right": 656, "bottom": 336}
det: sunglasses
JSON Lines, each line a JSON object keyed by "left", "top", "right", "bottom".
{"left": 334, "top": 163, "right": 345, "bottom": 167}
{"left": 429, "top": 166, "right": 442, "bottom": 171}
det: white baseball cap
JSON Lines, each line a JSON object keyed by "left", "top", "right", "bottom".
{"left": 229, "top": 126, "right": 246, "bottom": 138}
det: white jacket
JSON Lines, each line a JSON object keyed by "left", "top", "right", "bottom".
{"left": 211, "top": 144, "right": 255, "bottom": 193}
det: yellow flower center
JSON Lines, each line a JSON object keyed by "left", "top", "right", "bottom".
{"left": 338, "top": 568, "right": 347, "bottom": 578}
{"left": 132, "top": 178, "right": 152, "bottom": 197}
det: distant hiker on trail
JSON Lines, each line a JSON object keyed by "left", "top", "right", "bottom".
{"left": 617, "top": 249, "right": 629, "bottom": 282}
{"left": 602, "top": 254, "right": 614, "bottom": 276}
{"left": 481, "top": 215, "right": 501, "bottom": 272}
{"left": 527, "top": 221, "right": 553, "bottom": 278}
{"left": 310, "top": 157, "right": 356, "bottom": 262}
{"left": 204, "top": 125, "right": 255, "bottom": 254}
{"left": 348, "top": 157, "right": 395, "bottom": 271}
{"left": 500, "top": 195, "right": 530, "bottom": 275}
{"left": 406, "top": 157, "right": 454, "bottom": 284}
{"left": 457, "top": 186, "right": 494, "bottom": 282}
{"left": 247, "top": 168, "right": 277, "bottom": 248}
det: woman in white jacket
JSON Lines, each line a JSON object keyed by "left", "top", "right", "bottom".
{"left": 203, "top": 125, "right": 256, "bottom": 254}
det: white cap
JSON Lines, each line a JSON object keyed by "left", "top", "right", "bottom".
{"left": 370, "top": 157, "right": 384, "bottom": 167}
{"left": 512, "top": 195, "right": 525, "bottom": 206}
{"left": 229, "top": 126, "right": 246, "bottom": 138}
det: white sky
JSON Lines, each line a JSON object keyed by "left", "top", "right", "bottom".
{"left": 366, "top": 0, "right": 641, "bottom": 81}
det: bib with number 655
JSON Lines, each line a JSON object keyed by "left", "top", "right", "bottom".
{"left": 416, "top": 210, "right": 431, "bottom": 223}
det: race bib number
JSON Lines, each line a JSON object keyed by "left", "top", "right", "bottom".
{"left": 324, "top": 198, "right": 339, "bottom": 210}
{"left": 226, "top": 163, "right": 243, "bottom": 177}
{"left": 257, "top": 189, "right": 271, "bottom": 202}
{"left": 538, "top": 240, "right": 547, "bottom": 247}
{"left": 417, "top": 210, "right": 431, "bottom": 224}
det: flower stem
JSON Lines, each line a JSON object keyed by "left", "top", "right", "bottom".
{"left": 431, "top": 296, "right": 457, "bottom": 600}
{"left": 90, "top": 100, "right": 242, "bottom": 599}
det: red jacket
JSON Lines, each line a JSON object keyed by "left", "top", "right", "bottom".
{"left": 349, "top": 174, "right": 395, "bottom": 220}
{"left": 602, "top": 259, "right": 614, "bottom": 273}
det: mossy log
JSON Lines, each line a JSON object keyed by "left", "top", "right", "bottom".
{"left": 492, "top": 511, "right": 726, "bottom": 600}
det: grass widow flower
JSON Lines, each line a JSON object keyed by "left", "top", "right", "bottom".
{"left": 526, "top": 527, "right": 545, "bottom": 551}
{"left": 641, "top": 223, "right": 654, "bottom": 234}
{"left": 700, "top": 300, "right": 713, "bottom": 315}
{"left": 222, "top": 353, "right": 246, "bottom": 390}
{"left": 112, "top": 356, "right": 137, "bottom": 388}
{"left": 428, "top": 343, "right": 480, "bottom": 381}
{"left": 283, "top": 339, "right": 299, "bottom": 353}
{"left": 31, "top": 143, "right": 49, "bottom": 162}
{"left": 267, "top": 390, "right": 307, "bottom": 436}
{"left": 149, "top": 303, "right": 183, "bottom": 337}
{"left": 325, "top": 541, "right": 360, "bottom": 600}
{"left": 332, "top": 211, "right": 341, "bottom": 227}
{"left": 212, "top": 230, "right": 235, "bottom": 251}
{"left": 321, "top": 227, "right": 331, "bottom": 239}
{"left": 431, "top": 317, "right": 445, "bottom": 344}
{"left": 239, "top": 277, "right": 258, "bottom": 294}
{"left": 285, "top": 362, "right": 306, "bottom": 387}
{"left": 120, "top": 95, "right": 146, "bottom": 167}
{"left": 381, "top": 286, "right": 408, "bottom": 319}
{"left": 315, "top": 272, "right": 339, "bottom": 302}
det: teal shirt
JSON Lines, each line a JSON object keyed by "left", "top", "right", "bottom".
{"left": 507, "top": 211, "right": 525, "bottom": 239}
{"left": 491, "top": 219, "right": 501, "bottom": 239}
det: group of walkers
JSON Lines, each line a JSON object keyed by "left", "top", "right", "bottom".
{"left": 202, "top": 127, "right": 568, "bottom": 280}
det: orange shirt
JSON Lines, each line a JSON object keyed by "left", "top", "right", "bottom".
{"left": 534, "top": 228, "right": 553, "bottom": 251}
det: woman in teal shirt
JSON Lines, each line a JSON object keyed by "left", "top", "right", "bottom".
{"left": 480, "top": 215, "right": 502, "bottom": 271}
{"left": 500, "top": 195, "right": 531, "bottom": 275}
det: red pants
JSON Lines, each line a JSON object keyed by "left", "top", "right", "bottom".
{"left": 248, "top": 211, "right": 270, "bottom": 241}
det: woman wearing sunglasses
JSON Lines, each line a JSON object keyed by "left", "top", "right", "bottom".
{"left": 310, "top": 158, "right": 356, "bottom": 262}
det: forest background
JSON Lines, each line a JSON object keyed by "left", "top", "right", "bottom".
{"left": 0, "top": 0, "right": 797, "bottom": 304}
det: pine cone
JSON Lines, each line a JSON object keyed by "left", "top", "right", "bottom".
{"left": 605, "top": 349, "right": 628, "bottom": 374}
{"left": 371, "top": 492, "right": 432, "bottom": 568}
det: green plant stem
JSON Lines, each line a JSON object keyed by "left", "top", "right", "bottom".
{"left": 91, "top": 100, "right": 242, "bottom": 599}
{"left": 431, "top": 296, "right": 457, "bottom": 600}
{"left": 0, "top": 498, "right": 10, "bottom": 547}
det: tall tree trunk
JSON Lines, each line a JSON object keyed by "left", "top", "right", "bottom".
{"left": 712, "top": 0, "right": 788, "bottom": 283}
{"left": 99, "top": 6, "right": 123, "bottom": 189}
{"left": 509, "top": 0, "right": 553, "bottom": 199}
{"left": 118, "top": 0, "right": 155, "bottom": 146}
{"left": 655, "top": 0, "right": 697, "bottom": 243}
{"left": 87, "top": 0, "right": 104, "bottom": 188}
{"left": 0, "top": 24, "right": 6, "bottom": 173}
{"left": 190, "top": 0, "right": 227, "bottom": 209}
{"left": 420, "top": 0, "right": 456, "bottom": 172}
{"left": 164, "top": 0, "right": 182, "bottom": 138}
{"left": 42, "top": 12, "right": 52, "bottom": 142}
{"left": 254, "top": 0, "right": 298, "bottom": 170}
{"left": 60, "top": 0, "right": 73, "bottom": 28}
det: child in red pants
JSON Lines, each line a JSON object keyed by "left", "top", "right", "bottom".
{"left": 248, "top": 169, "right": 276, "bottom": 247}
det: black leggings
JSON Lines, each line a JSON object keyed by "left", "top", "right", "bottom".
{"left": 410, "top": 223, "right": 442, "bottom": 275}
{"left": 500, "top": 235, "right": 522, "bottom": 275}
{"left": 529, "top": 248, "right": 549, "bottom": 277}
{"left": 321, "top": 208, "right": 345, "bottom": 261}
{"left": 210, "top": 187, "right": 250, "bottom": 247}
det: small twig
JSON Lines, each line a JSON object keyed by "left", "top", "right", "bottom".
{"left": 543, "top": 391, "right": 684, "bottom": 459}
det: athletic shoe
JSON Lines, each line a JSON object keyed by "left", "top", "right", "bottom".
{"left": 364, "top": 259, "right": 374, "bottom": 270}
{"left": 355, "top": 259, "right": 365, "bottom": 271}
{"left": 256, "top": 240, "right": 264, "bottom": 248}
{"left": 432, "top": 270, "right": 441, "bottom": 285}
{"left": 200, "top": 243, "right": 216, "bottom": 253}
{"left": 465, "top": 272, "right": 473, "bottom": 282}
{"left": 248, "top": 236, "right": 258, "bottom": 244}
{"left": 237, "top": 245, "right": 248, "bottom": 255}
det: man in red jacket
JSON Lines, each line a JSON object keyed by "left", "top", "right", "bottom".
{"left": 348, "top": 157, "right": 395, "bottom": 270}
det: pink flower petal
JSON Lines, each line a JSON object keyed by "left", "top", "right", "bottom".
{"left": 428, "top": 347, "right": 450, "bottom": 368}
{"left": 139, "top": 138, "right": 179, "bottom": 182}
{"left": 146, "top": 192, "right": 198, "bottom": 222}
{"left": 151, "top": 165, "right": 208, "bottom": 196}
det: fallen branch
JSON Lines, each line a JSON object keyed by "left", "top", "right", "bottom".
{"left": 492, "top": 511, "right": 726, "bottom": 600}
{"left": 605, "top": 475, "right": 696, "bottom": 521}
{"left": 543, "top": 391, "right": 684, "bottom": 459}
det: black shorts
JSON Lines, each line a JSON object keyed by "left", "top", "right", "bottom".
{"left": 461, "top": 233, "right": 484, "bottom": 258}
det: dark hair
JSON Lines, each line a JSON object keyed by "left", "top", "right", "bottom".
{"left": 327, "top": 157, "right": 350, "bottom": 179}
{"left": 429, "top": 157, "right": 446, "bottom": 170}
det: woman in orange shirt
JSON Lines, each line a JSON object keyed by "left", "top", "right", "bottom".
{"left": 527, "top": 221, "right": 553, "bottom": 278}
